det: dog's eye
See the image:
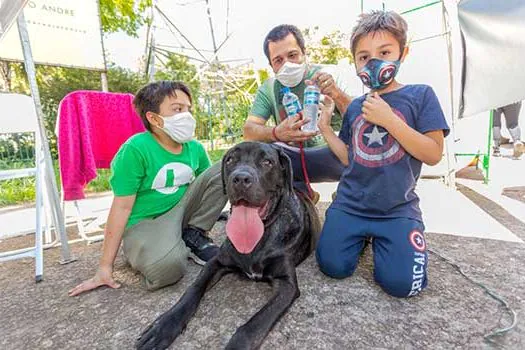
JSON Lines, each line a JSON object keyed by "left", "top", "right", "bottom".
{"left": 262, "top": 159, "right": 273, "bottom": 167}
{"left": 225, "top": 156, "right": 234, "bottom": 165}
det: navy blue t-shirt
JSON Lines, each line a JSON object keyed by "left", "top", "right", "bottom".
{"left": 332, "top": 84, "right": 450, "bottom": 222}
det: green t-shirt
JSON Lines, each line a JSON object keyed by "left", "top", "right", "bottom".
{"left": 249, "top": 64, "right": 346, "bottom": 148}
{"left": 110, "top": 132, "right": 211, "bottom": 228}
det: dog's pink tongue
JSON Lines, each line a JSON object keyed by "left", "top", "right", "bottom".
{"left": 226, "top": 205, "right": 264, "bottom": 254}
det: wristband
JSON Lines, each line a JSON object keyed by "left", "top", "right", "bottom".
{"left": 272, "top": 126, "right": 282, "bottom": 142}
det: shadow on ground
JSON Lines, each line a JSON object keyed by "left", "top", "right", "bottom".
{"left": 1, "top": 202, "right": 524, "bottom": 349}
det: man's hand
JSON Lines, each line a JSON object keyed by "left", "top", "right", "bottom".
{"left": 308, "top": 71, "right": 342, "bottom": 99}
{"left": 274, "top": 113, "right": 318, "bottom": 143}
{"left": 361, "top": 92, "right": 397, "bottom": 128}
{"left": 318, "top": 95, "right": 335, "bottom": 134}
{"left": 68, "top": 265, "right": 121, "bottom": 297}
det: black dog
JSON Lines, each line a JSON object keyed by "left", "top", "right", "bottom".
{"left": 136, "top": 141, "right": 321, "bottom": 350}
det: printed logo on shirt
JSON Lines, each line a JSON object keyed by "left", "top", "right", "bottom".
{"left": 408, "top": 230, "right": 426, "bottom": 252}
{"left": 152, "top": 162, "right": 195, "bottom": 194}
{"left": 351, "top": 109, "right": 406, "bottom": 168}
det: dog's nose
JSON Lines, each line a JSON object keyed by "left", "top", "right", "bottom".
{"left": 232, "top": 172, "right": 253, "bottom": 189}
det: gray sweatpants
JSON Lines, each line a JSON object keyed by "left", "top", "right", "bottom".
{"left": 122, "top": 162, "right": 227, "bottom": 291}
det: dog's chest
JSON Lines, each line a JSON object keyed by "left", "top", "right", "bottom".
{"left": 245, "top": 270, "right": 264, "bottom": 280}
{"left": 243, "top": 263, "right": 264, "bottom": 281}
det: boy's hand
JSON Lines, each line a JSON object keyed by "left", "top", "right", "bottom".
{"left": 307, "top": 72, "right": 342, "bottom": 99}
{"left": 361, "top": 92, "right": 396, "bottom": 128}
{"left": 318, "top": 95, "right": 336, "bottom": 134}
{"left": 68, "top": 265, "right": 121, "bottom": 297}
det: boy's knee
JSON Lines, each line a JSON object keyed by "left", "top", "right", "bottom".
{"left": 375, "top": 269, "right": 427, "bottom": 298}
{"left": 142, "top": 248, "right": 189, "bottom": 291}
{"left": 201, "top": 162, "right": 222, "bottom": 187}
{"left": 316, "top": 244, "right": 357, "bottom": 279}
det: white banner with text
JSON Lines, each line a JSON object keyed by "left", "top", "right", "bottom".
{"left": 0, "top": 0, "right": 105, "bottom": 70}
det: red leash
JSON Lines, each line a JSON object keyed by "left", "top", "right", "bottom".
{"left": 275, "top": 112, "right": 314, "bottom": 199}
{"left": 299, "top": 141, "right": 314, "bottom": 198}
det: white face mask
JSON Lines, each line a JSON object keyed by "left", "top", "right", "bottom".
{"left": 159, "top": 111, "right": 196, "bottom": 143}
{"left": 275, "top": 61, "right": 307, "bottom": 87}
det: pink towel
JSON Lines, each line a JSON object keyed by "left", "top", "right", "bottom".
{"left": 58, "top": 90, "right": 146, "bottom": 200}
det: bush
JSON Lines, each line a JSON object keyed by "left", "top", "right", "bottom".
{"left": 0, "top": 177, "right": 36, "bottom": 207}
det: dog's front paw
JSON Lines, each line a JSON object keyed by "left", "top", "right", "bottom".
{"left": 136, "top": 313, "right": 182, "bottom": 350}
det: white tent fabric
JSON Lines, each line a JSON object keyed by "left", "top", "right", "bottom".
{"left": 458, "top": 0, "right": 525, "bottom": 117}
{"left": 0, "top": 0, "right": 106, "bottom": 70}
{"left": 0, "top": 0, "right": 26, "bottom": 41}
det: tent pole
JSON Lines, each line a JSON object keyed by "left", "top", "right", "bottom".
{"left": 401, "top": 0, "right": 442, "bottom": 15}
{"left": 442, "top": 1, "right": 457, "bottom": 187}
{"left": 484, "top": 110, "right": 493, "bottom": 183}
{"left": 16, "top": 10, "right": 74, "bottom": 263}
{"left": 100, "top": 72, "right": 109, "bottom": 92}
{"left": 147, "top": 0, "right": 158, "bottom": 82}
{"left": 96, "top": 0, "right": 109, "bottom": 91}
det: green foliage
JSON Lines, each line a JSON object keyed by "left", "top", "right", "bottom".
{"left": 86, "top": 169, "right": 112, "bottom": 193}
{"left": 0, "top": 177, "right": 36, "bottom": 206}
{"left": 208, "top": 148, "right": 228, "bottom": 164}
{"left": 198, "top": 67, "right": 267, "bottom": 142}
{"left": 0, "top": 134, "right": 35, "bottom": 166}
{"left": 154, "top": 54, "right": 200, "bottom": 97}
{"left": 99, "top": 0, "right": 153, "bottom": 37}
{"left": 303, "top": 27, "right": 354, "bottom": 65}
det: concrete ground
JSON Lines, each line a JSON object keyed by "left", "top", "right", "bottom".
{"left": 1, "top": 146, "right": 525, "bottom": 349}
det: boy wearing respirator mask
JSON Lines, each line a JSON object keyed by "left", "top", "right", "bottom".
{"left": 316, "top": 11, "right": 449, "bottom": 297}
{"left": 69, "top": 81, "right": 227, "bottom": 296}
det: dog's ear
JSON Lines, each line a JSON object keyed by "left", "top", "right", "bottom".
{"left": 221, "top": 149, "right": 232, "bottom": 195}
{"left": 272, "top": 145, "right": 294, "bottom": 193}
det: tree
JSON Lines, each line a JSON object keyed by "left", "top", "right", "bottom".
{"left": 303, "top": 27, "right": 353, "bottom": 65}
{"left": 154, "top": 53, "right": 200, "bottom": 96}
{"left": 99, "top": 0, "right": 153, "bottom": 37}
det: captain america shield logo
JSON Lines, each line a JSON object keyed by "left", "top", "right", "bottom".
{"left": 378, "top": 64, "right": 397, "bottom": 85}
{"left": 409, "top": 230, "right": 426, "bottom": 252}
{"left": 351, "top": 109, "right": 406, "bottom": 167}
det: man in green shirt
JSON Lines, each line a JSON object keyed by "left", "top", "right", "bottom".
{"left": 244, "top": 24, "right": 353, "bottom": 201}
{"left": 69, "top": 81, "right": 227, "bottom": 294}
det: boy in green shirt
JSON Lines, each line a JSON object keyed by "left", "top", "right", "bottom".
{"left": 69, "top": 81, "right": 227, "bottom": 294}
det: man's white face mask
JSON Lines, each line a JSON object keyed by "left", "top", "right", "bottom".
{"left": 159, "top": 111, "right": 196, "bottom": 144}
{"left": 275, "top": 61, "right": 307, "bottom": 87}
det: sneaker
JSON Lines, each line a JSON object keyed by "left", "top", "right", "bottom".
{"left": 217, "top": 210, "right": 229, "bottom": 222}
{"left": 513, "top": 141, "right": 525, "bottom": 159}
{"left": 492, "top": 146, "right": 501, "bottom": 157}
{"left": 182, "top": 227, "right": 219, "bottom": 265}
